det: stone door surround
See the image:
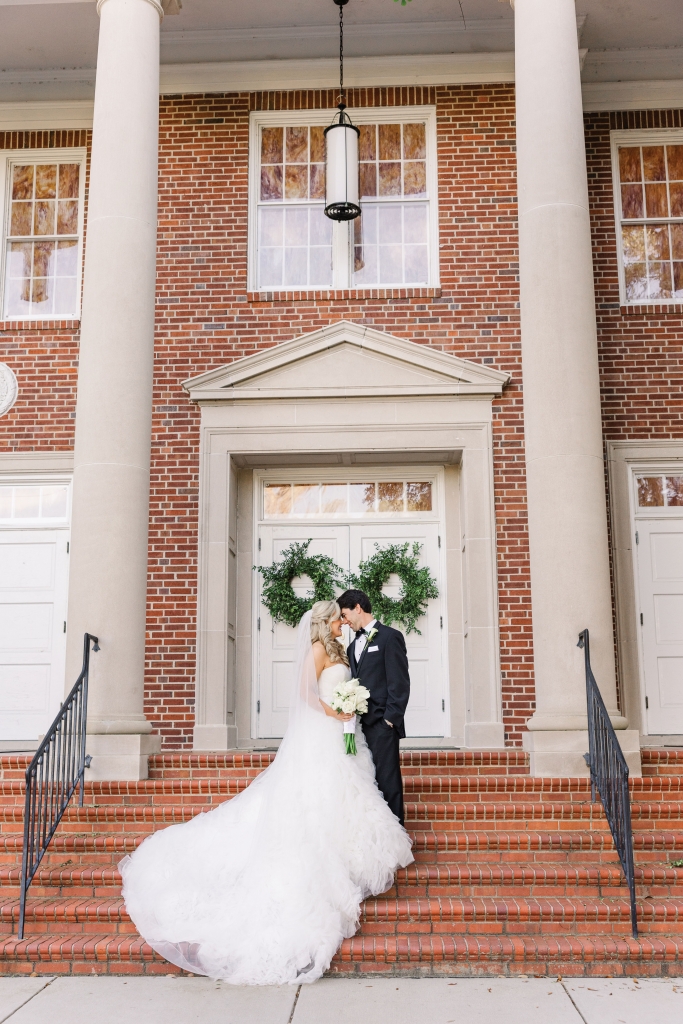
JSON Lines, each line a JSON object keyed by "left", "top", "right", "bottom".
{"left": 183, "top": 320, "right": 510, "bottom": 752}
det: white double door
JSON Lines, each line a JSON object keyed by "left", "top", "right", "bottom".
{"left": 256, "top": 522, "right": 445, "bottom": 739}
{"left": 636, "top": 517, "right": 683, "bottom": 734}
{"left": 0, "top": 530, "right": 70, "bottom": 742}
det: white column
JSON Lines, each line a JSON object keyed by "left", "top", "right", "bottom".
{"left": 514, "top": 0, "right": 639, "bottom": 775}
{"left": 65, "top": 0, "right": 165, "bottom": 779}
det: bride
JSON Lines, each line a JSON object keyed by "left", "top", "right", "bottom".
{"left": 120, "top": 600, "right": 413, "bottom": 985}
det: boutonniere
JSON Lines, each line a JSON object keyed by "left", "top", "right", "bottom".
{"left": 364, "top": 627, "right": 379, "bottom": 649}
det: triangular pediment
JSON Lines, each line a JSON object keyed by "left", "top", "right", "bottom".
{"left": 183, "top": 321, "right": 510, "bottom": 402}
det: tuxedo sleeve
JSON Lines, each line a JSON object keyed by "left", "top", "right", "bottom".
{"left": 383, "top": 630, "right": 410, "bottom": 725}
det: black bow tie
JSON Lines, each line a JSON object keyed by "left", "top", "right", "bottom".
{"left": 355, "top": 628, "right": 367, "bottom": 639}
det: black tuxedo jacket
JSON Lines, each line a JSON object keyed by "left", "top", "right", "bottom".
{"left": 347, "top": 622, "right": 410, "bottom": 740}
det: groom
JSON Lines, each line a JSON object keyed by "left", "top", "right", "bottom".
{"left": 337, "top": 589, "right": 410, "bottom": 825}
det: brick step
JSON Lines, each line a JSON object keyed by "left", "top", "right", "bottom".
{"left": 0, "top": 933, "right": 165, "bottom": 974}
{"left": 410, "top": 830, "right": 683, "bottom": 861}
{"left": 5, "top": 800, "right": 683, "bottom": 833}
{"left": 642, "top": 751, "right": 683, "bottom": 776}
{"left": 146, "top": 750, "right": 531, "bottom": 780}
{"left": 0, "top": 897, "right": 134, "bottom": 933}
{"left": 3, "top": 862, "right": 682, "bottom": 900}
{"left": 2, "top": 931, "right": 682, "bottom": 977}
{"left": 3, "top": 894, "right": 683, "bottom": 939}
{"left": 5, "top": 775, "right": 683, "bottom": 807}
{"left": 358, "top": 895, "right": 683, "bottom": 934}
{"left": 0, "top": 834, "right": 144, "bottom": 865}
{"left": 0, "top": 866, "right": 122, "bottom": 896}
{"left": 1, "top": 748, "right": 679, "bottom": 781}
{"left": 328, "top": 933, "right": 683, "bottom": 975}
{"left": 2, "top": 829, "right": 682, "bottom": 867}
{"left": 393, "top": 864, "right": 683, "bottom": 898}
{"left": 407, "top": 801, "right": 683, "bottom": 826}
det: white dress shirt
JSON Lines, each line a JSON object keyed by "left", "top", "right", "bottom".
{"left": 354, "top": 618, "right": 377, "bottom": 664}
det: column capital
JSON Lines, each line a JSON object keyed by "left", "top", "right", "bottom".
{"left": 96, "top": 0, "right": 173, "bottom": 20}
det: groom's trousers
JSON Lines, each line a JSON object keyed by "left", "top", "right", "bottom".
{"left": 363, "top": 719, "right": 404, "bottom": 826}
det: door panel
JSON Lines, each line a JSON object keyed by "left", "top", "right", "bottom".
{"left": 637, "top": 522, "right": 683, "bottom": 734}
{"left": 350, "top": 522, "right": 444, "bottom": 736}
{"left": 0, "top": 531, "right": 69, "bottom": 741}
{"left": 256, "top": 516, "right": 446, "bottom": 739}
{"left": 257, "top": 525, "right": 350, "bottom": 738}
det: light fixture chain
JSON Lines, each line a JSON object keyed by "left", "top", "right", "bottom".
{"left": 339, "top": 0, "right": 344, "bottom": 103}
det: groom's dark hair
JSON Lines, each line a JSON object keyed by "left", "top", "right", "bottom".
{"left": 338, "top": 589, "right": 372, "bottom": 614}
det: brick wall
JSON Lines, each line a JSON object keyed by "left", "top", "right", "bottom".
{"left": 0, "top": 130, "right": 90, "bottom": 452}
{"left": 585, "top": 110, "right": 683, "bottom": 441}
{"left": 585, "top": 110, "right": 683, "bottom": 709}
{"left": 150, "top": 85, "right": 531, "bottom": 746}
{"left": 19, "top": 93, "right": 683, "bottom": 749}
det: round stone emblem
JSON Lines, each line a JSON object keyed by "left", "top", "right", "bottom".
{"left": 0, "top": 363, "right": 18, "bottom": 417}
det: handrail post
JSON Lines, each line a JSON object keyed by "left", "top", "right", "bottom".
{"left": 18, "top": 633, "right": 98, "bottom": 941}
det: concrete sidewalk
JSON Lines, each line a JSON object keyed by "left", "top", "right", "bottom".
{"left": 1, "top": 976, "right": 682, "bottom": 1024}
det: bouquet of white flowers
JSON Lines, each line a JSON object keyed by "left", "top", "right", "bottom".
{"left": 329, "top": 678, "right": 371, "bottom": 755}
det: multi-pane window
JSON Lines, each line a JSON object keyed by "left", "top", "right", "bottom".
{"left": 353, "top": 122, "right": 428, "bottom": 286}
{"left": 0, "top": 484, "right": 69, "bottom": 521}
{"left": 637, "top": 475, "right": 683, "bottom": 508}
{"left": 1, "top": 153, "right": 84, "bottom": 319}
{"left": 263, "top": 479, "right": 433, "bottom": 518}
{"left": 250, "top": 109, "right": 437, "bottom": 291}
{"left": 258, "top": 125, "right": 332, "bottom": 289}
{"left": 613, "top": 134, "right": 683, "bottom": 303}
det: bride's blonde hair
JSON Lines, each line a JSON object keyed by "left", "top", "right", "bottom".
{"left": 310, "top": 600, "right": 349, "bottom": 666}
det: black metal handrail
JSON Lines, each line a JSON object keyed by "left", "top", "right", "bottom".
{"left": 578, "top": 628, "right": 638, "bottom": 939}
{"left": 17, "top": 633, "right": 99, "bottom": 939}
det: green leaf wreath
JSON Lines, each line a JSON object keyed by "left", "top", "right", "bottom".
{"left": 349, "top": 541, "right": 439, "bottom": 635}
{"left": 257, "top": 538, "right": 439, "bottom": 634}
{"left": 255, "top": 540, "right": 347, "bottom": 629}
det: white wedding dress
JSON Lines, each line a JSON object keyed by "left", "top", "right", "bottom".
{"left": 120, "top": 616, "right": 413, "bottom": 985}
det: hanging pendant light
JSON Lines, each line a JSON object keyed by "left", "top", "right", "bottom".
{"left": 324, "top": 0, "right": 361, "bottom": 222}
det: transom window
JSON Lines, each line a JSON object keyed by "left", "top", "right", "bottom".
{"left": 263, "top": 480, "right": 433, "bottom": 518}
{"left": 0, "top": 484, "right": 69, "bottom": 522}
{"left": 637, "top": 475, "right": 683, "bottom": 509}
{"left": 612, "top": 131, "right": 683, "bottom": 303}
{"left": 249, "top": 107, "right": 438, "bottom": 292}
{"left": 1, "top": 150, "right": 85, "bottom": 320}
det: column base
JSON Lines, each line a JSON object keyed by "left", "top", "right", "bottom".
{"left": 523, "top": 729, "right": 641, "bottom": 778}
{"left": 85, "top": 732, "right": 161, "bottom": 780}
{"left": 193, "top": 724, "right": 239, "bottom": 752}
{"left": 464, "top": 721, "right": 506, "bottom": 749}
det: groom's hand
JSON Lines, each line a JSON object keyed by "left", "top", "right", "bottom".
{"left": 384, "top": 719, "right": 394, "bottom": 728}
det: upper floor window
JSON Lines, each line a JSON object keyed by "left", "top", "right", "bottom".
{"left": 0, "top": 150, "right": 86, "bottom": 320}
{"left": 612, "top": 130, "right": 683, "bottom": 304}
{"left": 249, "top": 107, "right": 438, "bottom": 292}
